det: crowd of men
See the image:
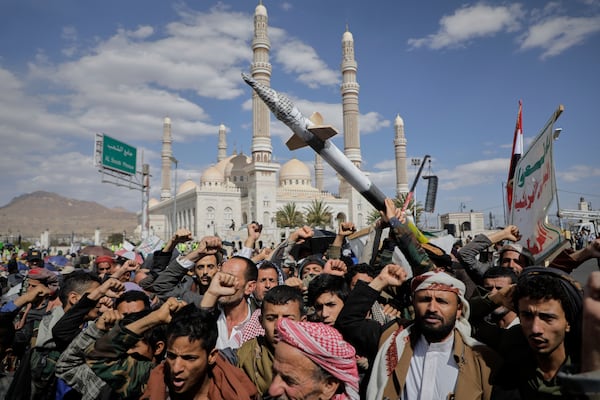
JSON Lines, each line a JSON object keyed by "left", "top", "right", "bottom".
{"left": 1, "top": 197, "right": 600, "bottom": 399}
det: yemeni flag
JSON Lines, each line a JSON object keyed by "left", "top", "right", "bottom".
{"left": 507, "top": 100, "right": 523, "bottom": 212}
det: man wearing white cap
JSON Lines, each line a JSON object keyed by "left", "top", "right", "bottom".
{"left": 337, "top": 265, "right": 499, "bottom": 400}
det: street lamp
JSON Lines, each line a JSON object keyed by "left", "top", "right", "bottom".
{"left": 170, "top": 156, "right": 178, "bottom": 234}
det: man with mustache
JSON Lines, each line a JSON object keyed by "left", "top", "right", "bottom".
{"left": 151, "top": 235, "right": 223, "bottom": 306}
{"left": 200, "top": 256, "right": 258, "bottom": 350}
{"left": 268, "top": 318, "right": 359, "bottom": 400}
{"left": 337, "top": 267, "right": 499, "bottom": 399}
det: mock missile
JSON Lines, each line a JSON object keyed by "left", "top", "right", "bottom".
{"left": 242, "top": 72, "right": 386, "bottom": 211}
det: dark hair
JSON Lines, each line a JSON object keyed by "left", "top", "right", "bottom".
{"left": 167, "top": 305, "right": 218, "bottom": 352}
{"left": 115, "top": 290, "right": 151, "bottom": 311}
{"left": 483, "top": 266, "right": 517, "bottom": 284}
{"left": 513, "top": 268, "right": 582, "bottom": 326}
{"left": 215, "top": 250, "right": 224, "bottom": 266}
{"left": 230, "top": 256, "right": 258, "bottom": 283}
{"left": 142, "top": 324, "right": 167, "bottom": 359}
{"left": 258, "top": 260, "right": 279, "bottom": 273}
{"left": 513, "top": 267, "right": 583, "bottom": 361}
{"left": 59, "top": 271, "right": 101, "bottom": 304}
{"left": 7, "top": 258, "right": 18, "bottom": 274}
{"left": 262, "top": 285, "right": 305, "bottom": 315}
{"left": 345, "top": 263, "right": 376, "bottom": 287}
{"left": 339, "top": 254, "right": 355, "bottom": 270}
{"left": 197, "top": 251, "right": 223, "bottom": 267}
{"left": 307, "top": 273, "right": 350, "bottom": 307}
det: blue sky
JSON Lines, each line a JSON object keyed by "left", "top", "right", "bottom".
{"left": 1, "top": 0, "right": 599, "bottom": 227}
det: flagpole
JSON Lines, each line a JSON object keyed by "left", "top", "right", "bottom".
{"left": 506, "top": 100, "right": 523, "bottom": 220}
{"left": 501, "top": 181, "right": 507, "bottom": 226}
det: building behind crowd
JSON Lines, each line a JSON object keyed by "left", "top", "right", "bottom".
{"left": 145, "top": 3, "right": 410, "bottom": 245}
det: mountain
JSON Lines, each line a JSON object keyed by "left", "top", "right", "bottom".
{"left": 0, "top": 191, "right": 138, "bottom": 240}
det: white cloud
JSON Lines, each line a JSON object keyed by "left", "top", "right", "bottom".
{"left": 124, "top": 25, "right": 154, "bottom": 39}
{"left": 373, "top": 159, "right": 396, "bottom": 170}
{"left": 519, "top": 15, "right": 600, "bottom": 59}
{"left": 408, "top": 3, "right": 524, "bottom": 49}
{"left": 273, "top": 39, "right": 340, "bottom": 88}
{"left": 439, "top": 158, "right": 508, "bottom": 190}
{"left": 557, "top": 164, "right": 600, "bottom": 182}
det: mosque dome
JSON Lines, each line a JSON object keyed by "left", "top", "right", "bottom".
{"left": 342, "top": 30, "right": 354, "bottom": 42}
{"left": 149, "top": 198, "right": 159, "bottom": 207}
{"left": 164, "top": 117, "right": 171, "bottom": 124}
{"left": 214, "top": 155, "right": 236, "bottom": 176}
{"left": 201, "top": 166, "right": 224, "bottom": 184}
{"left": 178, "top": 180, "right": 198, "bottom": 194}
{"left": 279, "top": 158, "right": 311, "bottom": 187}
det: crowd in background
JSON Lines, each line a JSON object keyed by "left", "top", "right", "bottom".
{"left": 1, "top": 197, "right": 600, "bottom": 399}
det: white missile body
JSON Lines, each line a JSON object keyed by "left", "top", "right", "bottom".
{"left": 242, "top": 73, "right": 386, "bottom": 210}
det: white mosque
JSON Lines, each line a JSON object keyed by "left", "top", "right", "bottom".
{"left": 146, "top": 2, "right": 410, "bottom": 247}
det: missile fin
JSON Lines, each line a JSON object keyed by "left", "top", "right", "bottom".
{"left": 308, "top": 125, "right": 338, "bottom": 141}
{"left": 286, "top": 134, "right": 308, "bottom": 150}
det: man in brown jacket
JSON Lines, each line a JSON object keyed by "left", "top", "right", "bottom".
{"left": 337, "top": 265, "right": 499, "bottom": 400}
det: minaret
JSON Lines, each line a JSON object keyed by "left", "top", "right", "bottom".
{"left": 395, "top": 114, "right": 409, "bottom": 196}
{"left": 245, "top": 2, "right": 279, "bottom": 225}
{"left": 341, "top": 27, "right": 361, "bottom": 168}
{"left": 339, "top": 26, "right": 370, "bottom": 228}
{"left": 217, "top": 124, "right": 227, "bottom": 162}
{"left": 160, "top": 117, "right": 172, "bottom": 200}
{"left": 315, "top": 154, "right": 324, "bottom": 191}
{"left": 250, "top": 1, "right": 273, "bottom": 163}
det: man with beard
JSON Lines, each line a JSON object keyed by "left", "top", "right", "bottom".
{"left": 151, "top": 236, "right": 223, "bottom": 306}
{"left": 336, "top": 266, "right": 499, "bottom": 399}
{"left": 200, "top": 256, "right": 258, "bottom": 350}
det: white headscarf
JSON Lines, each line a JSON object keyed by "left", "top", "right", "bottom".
{"left": 366, "top": 271, "right": 478, "bottom": 400}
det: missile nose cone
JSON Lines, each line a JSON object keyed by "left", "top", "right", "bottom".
{"left": 241, "top": 72, "right": 254, "bottom": 85}
{"left": 241, "top": 73, "right": 278, "bottom": 109}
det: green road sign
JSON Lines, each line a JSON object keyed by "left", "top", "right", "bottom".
{"left": 102, "top": 135, "right": 137, "bottom": 175}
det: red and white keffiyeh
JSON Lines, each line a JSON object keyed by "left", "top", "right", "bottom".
{"left": 277, "top": 319, "right": 359, "bottom": 400}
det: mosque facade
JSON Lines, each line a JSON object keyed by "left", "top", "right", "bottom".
{"left": 146, "top": 3, "right": 409, "bottom": 246}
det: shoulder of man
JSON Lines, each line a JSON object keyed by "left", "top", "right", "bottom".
{"left": 378, "top": 318, "right": 412, "bottom": 348}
